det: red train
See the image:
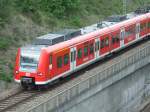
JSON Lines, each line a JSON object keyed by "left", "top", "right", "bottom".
{"left": 14, "top": 10, "right": 150, "bottom": 89}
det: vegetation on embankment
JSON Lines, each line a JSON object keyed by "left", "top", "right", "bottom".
{"left": 0, "top": 0, "right": 150, "bottom": 82}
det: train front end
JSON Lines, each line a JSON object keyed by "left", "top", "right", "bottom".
{"left": 14, "top": 45, "right": 48, "bottom": 89}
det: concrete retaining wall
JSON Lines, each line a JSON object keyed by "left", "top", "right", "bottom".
{"left": 27, "top": 44, "right": 150, "bottom": 112}
{"left": 64, "top": 64, "right": 150, "bottom": 112}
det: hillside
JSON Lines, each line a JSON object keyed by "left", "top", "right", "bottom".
{"left": 0, "top": 0, "right": 150, "bottom": 82}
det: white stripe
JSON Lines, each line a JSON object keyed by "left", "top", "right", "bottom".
{"left": 14, "top": 79, "right": 21, "bottom": 83}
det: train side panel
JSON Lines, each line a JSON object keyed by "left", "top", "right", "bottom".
{"left": 100, "top": 33, "right": 111, "bottom": 55}
{"left": 76, "top": 39, "right": 95, "bottom": 66}
{"left": 14, "top": 48, "right": 21, "bottom": 81}
{"left": 124, "top": 24, "right": 136, "bottom": 44}
{"left": 52, "top": 48, "right": 70, "bottom": 77}
{"left": 139, "top": 16, "right": 148, "bottom": 37}
{"left": 110, "top": 30, "right": 120, "bottom": 51}
{"left": 146, "top": 13, "right": 150, "bottom": 34}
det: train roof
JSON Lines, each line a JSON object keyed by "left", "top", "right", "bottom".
{"left": 45, "top": 12, "right": 150, "bottom": 54}
{"left": 33, "top": 29, "right": 81, "bottom": 46}
{"left": 21, "top": 6, "right": 150, "bottom": 54}
{"left": 33, "top": 33, "right": 64, "bottom": 45}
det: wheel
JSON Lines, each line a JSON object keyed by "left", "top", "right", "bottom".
{"left": 21, "top": 84, "right": 28, "bottom": 90}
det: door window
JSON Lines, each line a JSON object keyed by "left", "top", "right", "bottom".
{"left": 120, "top": 30, "right": 125, "bottom": 40}
{"left": 95, "top": 41, "right": 100, "bottom": 50}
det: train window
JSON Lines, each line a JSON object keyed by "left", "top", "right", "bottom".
{"left": 101, "top": 39, "right": 105, "bottom": 49}
{"left": 140, "top": 23, "right": 147, "bottom": 31}
{"left": 57, "top": 56, "right": 62, "bottom": 68}
{"left": 89, "top": 43, "right": 94, "bottom": 54}
{"left": 105, "top": 37, "right": 109, "bottom": 46}
{"left": 125, "top": 27, "right": 135, "bottom": 37}
{"left": 84, "top": 46, "right": 88, "bottom": 56}
{"left": 50, "top": 55, "right": 52, "bottom": 64}
{"left": 64, "top": 54, "right": 69, "bottom": 65}
{"left": 112, "top": 36, "right": 115, "bottom": 44}
{"left": 148, "top": 22, "right": 150, "bottom": 28}
{"left": 113, "top": 33, "right": 120, "bottom": 44}
{"left": 112, "top": 36, "right": 117, "bottom": 44}
{"left": 116, "top": 35, "right": 120, "bottom": 42}
{"left": 78, "top": 48, "right": 82, "bottom": 59}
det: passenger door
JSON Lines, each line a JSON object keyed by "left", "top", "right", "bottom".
{"left": 120, "top": 28, "right": 125, "bottom": 47}
{"left": 136, "top": 23, "right": 140, "bottom": 40}
{"left": 95, "top": 38, "right": 100, "bottom": 59}
{"left": 70, "top": 47, "right": 76, "bottom": 71}
{"left": 111, "top": 31, "right": 120, "bottom": 51}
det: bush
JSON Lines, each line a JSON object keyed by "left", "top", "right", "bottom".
{"left": 15, "top": 0, "right": 80, "bottom": 19}
{"left": 0, "top": 38, "right": 11, "bottom": 50}
{"left": 69, "top": 16, "right": 82, "bottom": 27}
{"left": 15, "top": 0, "right": 36, "bottom": 13}
{"left": 0, "top": 0, "right": 13, "bottom": 26}
{"left": 0, "top": 72, "right": 12, "bottom": 83}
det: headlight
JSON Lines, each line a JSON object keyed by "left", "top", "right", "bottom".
{"left": 16, "top": 70, "right": 19, "bottom": 74}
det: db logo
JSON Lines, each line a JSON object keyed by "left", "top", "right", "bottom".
{"left": 26, "top": 73, "right": 30, "bottom": 76}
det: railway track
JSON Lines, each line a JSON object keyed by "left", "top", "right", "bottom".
{"left": 140, "top": 103, "right": 150, "bottom": 112}
{"left": 139, "top": 98, "right": 150, "bottom": 112}
{"left": 0, "top": 38, "right": 149, "bottom": 112}
{"left": 0, "top": 90, "right": 40, "bottom": 112}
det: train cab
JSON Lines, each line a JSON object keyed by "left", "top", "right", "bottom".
{"left": 14, "top": 45, "right": 46, "bottom": 88}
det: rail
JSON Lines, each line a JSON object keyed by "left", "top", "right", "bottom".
{"left": 27, "top": 44, "right": 150, "bottom": 112}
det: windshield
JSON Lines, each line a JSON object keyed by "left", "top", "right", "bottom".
{"left": 20, "top": 52, "right": 40, "bottom": 72}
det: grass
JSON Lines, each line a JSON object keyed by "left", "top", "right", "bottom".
{"left": 0, "top": 60, "right": 13, "bottom": 83}
{"left": 0, "top": 72, "right": 12, "bottom": 83}
{"left": 0, "top": 37, "right": 12, "bottom": 50}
